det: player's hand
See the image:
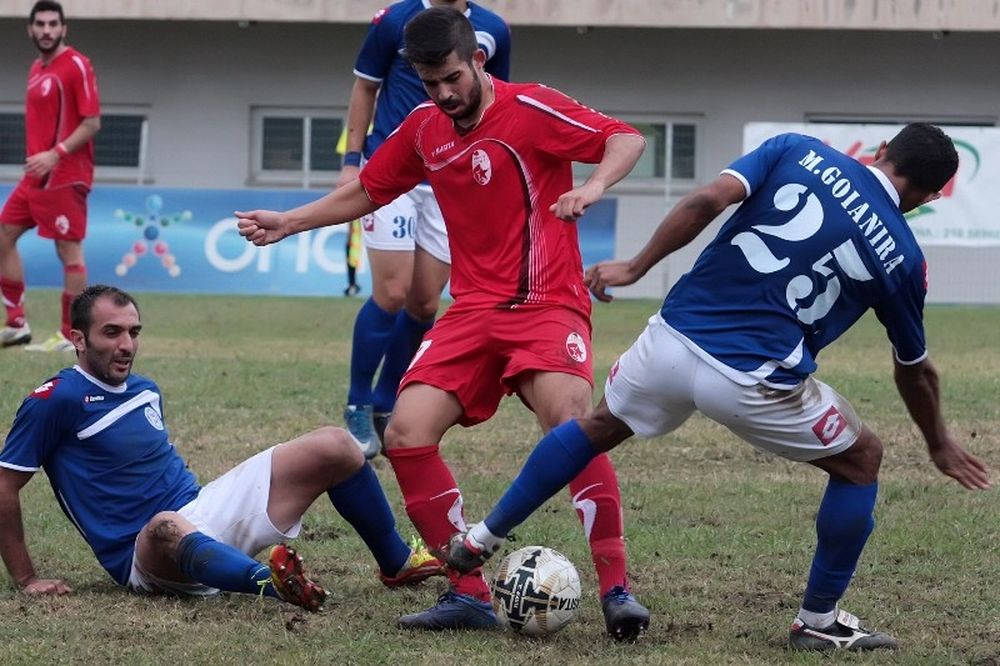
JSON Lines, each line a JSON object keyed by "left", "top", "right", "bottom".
{"left": 930, "top": 438, "right": 991, "bottom": 490}
{"left": 24, "top": 150, "right": 59, "bottom": 178}
{"left": 335, "top": 165, "right": 360, "bottom": 189}
{"left": 585, "top": 259, "right": 642, "bottom": 302}
{"left": 21, "top": 577, "right": 73, "bottom": 596}
{"left": 235, "top": 209, "right": 289, "bottom": 246}
{"left": 550, "top": 181, "right": 604, "bottom": 221}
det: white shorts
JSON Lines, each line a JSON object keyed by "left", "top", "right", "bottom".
{"left": 127, "top": 446, "right": 302, "bottom": 596}
{"left": 361, "top": 183, "right": 451, "bottom": 264}
{"left": 604, "top": 315, "right": 861, "bottom": 462}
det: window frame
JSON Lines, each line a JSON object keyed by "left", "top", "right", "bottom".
{"left": 572, "top": 114, "right": 703, "bottom": 195}
{"left": 250, "top": 106, "right": 347, "bottom": 188}
{"left": 0, "top": 103, "right": 151, "bottom": 184}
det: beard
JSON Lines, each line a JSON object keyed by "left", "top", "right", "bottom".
{"left": 443, "top": 74, "right": 484, "bottom": 125}
{"left": 32, "top": 34, "right": 63, "bottom": 54}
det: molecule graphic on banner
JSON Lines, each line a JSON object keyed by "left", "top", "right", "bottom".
{"left": 115, "top": 194, "right": 192, "bottom": 278}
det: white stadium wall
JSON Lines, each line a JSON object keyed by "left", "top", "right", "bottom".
{"left": 1, "top": 19, "right": 998, "bottom": 302}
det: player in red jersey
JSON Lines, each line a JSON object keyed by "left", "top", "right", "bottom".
{"left": 237, "top": 7, "right": 650, "bottom": 639}
{"left": 0, "top": 1, "right": 100, "bottom": 352}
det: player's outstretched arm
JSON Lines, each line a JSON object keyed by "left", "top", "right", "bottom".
{"left": 0, "top": 468, "right": 72, "bottom": 595}
{"left": 586, "top": 174, "right": 746, "bottom": 302}
{"left": 550, "top": 134, "right": 646, "bottom": 221}
{"left": 893, "top": 357, "right": 991, "bottom": 490}
{"left": 236, "top": 179, "right": 379, "bottom": 246}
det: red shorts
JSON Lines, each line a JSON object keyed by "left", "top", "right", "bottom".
{"left": 0, "top": 181, "right": 89, "bottom": 241}
{"left": 401, "top": 305, "right": 594, "bottom": 426}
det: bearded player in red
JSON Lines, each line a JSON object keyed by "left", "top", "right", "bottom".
{"left": 1, "top": 1, "right": 101, "bottom": 352}
{"left": 238, "top": 6, "right": 650, "bottom": 640}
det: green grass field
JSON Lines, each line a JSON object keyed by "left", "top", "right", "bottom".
{"left": 1, "top": 291, "right": 997, "bottom": 665}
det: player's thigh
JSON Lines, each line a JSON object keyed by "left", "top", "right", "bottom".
{"left": 29, "top": 185, "right": 87, "bottom": 241}
{"left": 367, "top": 247, "right": 414, "bottom": 309}
{"left": 407, "top": 245, "right": 450, "bottom": 320}
{"left": 602, "top": 315, "right": 698, "bottom": 438}
{"left": 399, "top": 310, "right": 508, "bottom": 427}
{"left": 411, "top": 184, "right": 451, "bottom": 265}
{"left": 268, "top": 426, "right": 364, "bottom": 530}
{"left": 694, "top": 373, "right": 861, "bottom": 462}
{"left": 181, "top": 447, "right": 302, "bottom": 554}
{"left": 385, "top": 382, "right": 465, "bottom": 448}
{"left": 517, "top": 371, "right": 593, "bottom": 432}
{"left": 0, "top": 185, "right": 33, "bottom": 248}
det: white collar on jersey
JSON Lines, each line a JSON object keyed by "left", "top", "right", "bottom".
{"left": 866, "top": 165, "right": 901, "bottom": 208}
{"left": 73, "top": 364, "right": 128, "bottom": 394}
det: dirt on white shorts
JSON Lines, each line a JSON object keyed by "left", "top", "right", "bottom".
{"left": 127, "top": 446, "right": 301, "bottom": 596}
{"left": 361, "top": 182, "right": 450, "bottom": 263}
{"left": 603, "top": 314, "right": 861, "bottom": 462}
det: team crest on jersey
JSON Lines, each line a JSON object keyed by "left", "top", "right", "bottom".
{"left": 471, "top": 149, "right": 492, "bottom": 186}
{"left": 30, "top": 379, "right": 60, "bottom": 399}
{"left": 55, "top": 215, "right": 70, "bottom": 236}
{"left": 41, "top": 78, "right": 52, "bottom": 96}
{"left": 144, "top": 405, "right": 164, "bottom": 430}
{"left": 812, "top": 406, "right": 847, "bottom": 446}
{"left": 566, "top": 332, "right": 587, "bottom": 363}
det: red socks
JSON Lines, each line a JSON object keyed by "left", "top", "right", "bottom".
{"left": 0, "top": 277, "right": 25, "bottom": 327}
{"left": 387, "top": 444, "right": 490, "bottom": 601}
{"left": 568, "top": 453, "right": 629, "bottom": 597}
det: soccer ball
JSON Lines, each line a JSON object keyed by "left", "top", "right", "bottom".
{"left": 490, "top": 546, "right": 581, "bottom": 636}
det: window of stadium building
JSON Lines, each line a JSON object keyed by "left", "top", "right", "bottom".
{"left": 572, "top": 120, "right": 698, "bottom": 189}
{"left": 0, "top": 110, "right": 149, "bottom": 182}
{"left": 253, "top": 108, "right": 345, "bottom": 186}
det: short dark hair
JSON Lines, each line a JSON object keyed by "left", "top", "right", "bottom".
{"left": 71, "top": 285, "right": 140, "bottom": 334}
{"left": 403, "top": 6, "right": 478, "bottom": 67}
{"left": 884, "top": 123, "right": 959, "bottom": 193}
{"left": 30, "top": 1, "right": 64, "bottom": 23}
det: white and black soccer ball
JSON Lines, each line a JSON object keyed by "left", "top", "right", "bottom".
{"left": 490, "top": 545, "right": 581, "bottom": 636}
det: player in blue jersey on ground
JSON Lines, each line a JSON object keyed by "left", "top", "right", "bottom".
{"left": 337, "top": 0, "right": 510, "bottom": 458}
{"left": 446, "top": 123, "right": 991, "bottom": 649}
{"left": 0, "top": 285, "right": 442, "bottom": 605}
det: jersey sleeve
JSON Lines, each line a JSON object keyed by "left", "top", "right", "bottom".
{"left": 69, "top": 53, "right": 100, "bottom": 118}
{"left": 0, "top": 381, "right": 72, "bottom": 472}
{"left": 722, "top": 133, "right": 808, "bottom": 198}
{"left": 358, "top": 112, "right": 427, "bottom": 206}
{"left": 519, "top": 85, "right": 641, "bottom": 164}
{"left": 480, "top": 19, "right": 511, "bottom": 81}
{"left": 353, "top": 7, "right": 399, "bottom": 83}
{"left": 873, "top": 261, "right": 928, "bottom": 364}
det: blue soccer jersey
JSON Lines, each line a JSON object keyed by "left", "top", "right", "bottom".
{"left": 354, "top": 0, "right": 511, "bottom": 157}
{"left": 661, "top": 133, "right": 928, "bottom": 388}
{"left": 0, "top": 366, "right": 200, "bottom": 585}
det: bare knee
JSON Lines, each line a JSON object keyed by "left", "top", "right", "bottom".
{"left": 145, "top": 511, "right": 188, "bottom": 550}
{"left": 812, "top": 429, "right": 883, "bottom": 485}
{"left": 315, "top": 426, "right": 365, "bottom": 474}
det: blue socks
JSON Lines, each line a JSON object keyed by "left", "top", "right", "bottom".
{"left": 327, "top": 463, "right": 411, "bottom": 576}
{"left": 373, "top": 311, "right": 434, "bottom": 413}
{"left": 176, "top": 531, "right": 276, "bottom": 597}
{"left": 483, "top": 420, "right": 598, "bottom": 537}
{"left": 802, "top": 478, "right": 877, "bottom": 614}
{"left": 348, "top": 298, "right": 398, "bottom": 406}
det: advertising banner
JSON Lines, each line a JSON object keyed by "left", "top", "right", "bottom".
{"left": 744, "top": 123, "right": 1000, "bottom": 246}
{"left": 0, "top": 185, "right": 616, "bottom": 297}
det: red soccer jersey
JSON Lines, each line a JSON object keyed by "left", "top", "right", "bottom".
{"left": 24, "top": 46, "right": 100, "bottom": 189}
{"left": 360, "top": 77, "right": 640, "bottom": 317}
